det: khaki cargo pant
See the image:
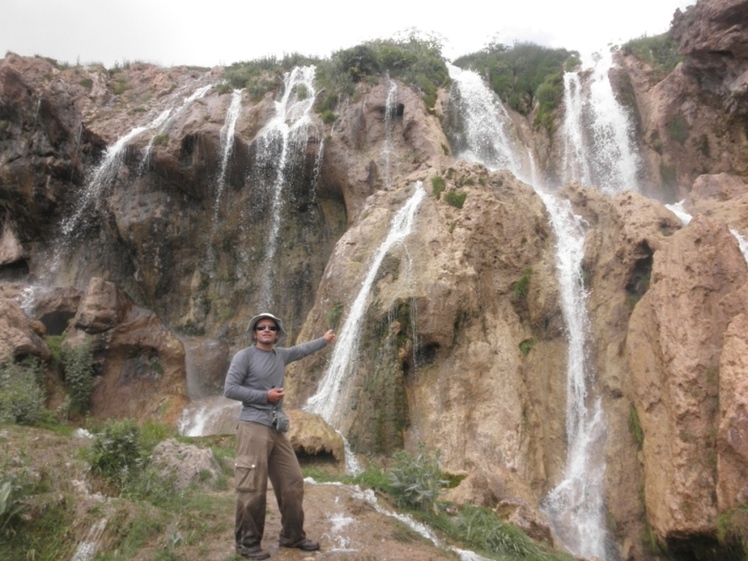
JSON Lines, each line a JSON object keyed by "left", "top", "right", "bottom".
{"left": 234, "top": 420, "right": 307, "bottom": 549}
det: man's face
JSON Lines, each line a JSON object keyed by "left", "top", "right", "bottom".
{"left": 254, "top": 319, "right": 279, "bottom": 345}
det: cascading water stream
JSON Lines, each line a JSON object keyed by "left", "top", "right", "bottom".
{"left": 304, "top": 183, "right": 425, "bottom": 434}
{"left": 255, "top": 66, "right": 318, "bottom": 310}
{"left": 204, "top": 88, "right": 243, "bottom": 272}
{"left": 138, "top": 83, "right": 213, "bottom": 174}
{"left": 561, "top": 72, "right": 593, "bottom": 186}
{"left": 561, "top": 50, "right": 641, "bottom": 194}
{"left": 447, "top": 64, "right": 525, "bottom": 178}
{"left": 54, "top": 82, "right": 213, "bottom": 273}
{"left": 536, "top": 193, "right": 608, "bottom": 560}
{"left": 382, "top": 77, "right": 397, "bottom": 190}
{"left": 448, "top": 61, "right": 611, "bottom": 559}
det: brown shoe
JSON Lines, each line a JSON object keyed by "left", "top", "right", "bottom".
{"left": 281, "top": 538, "right": 320, "bottom": 551}
{"left": 237, "top": 545, "right": 271, "bottom": 559}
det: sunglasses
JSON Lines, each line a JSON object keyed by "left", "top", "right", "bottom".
{"left": 255, "top": 324, "right": 279, "bottom": 331}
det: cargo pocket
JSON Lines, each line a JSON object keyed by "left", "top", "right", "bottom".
{"left": 235, "top": 455, "right": 259, "bottom": 492}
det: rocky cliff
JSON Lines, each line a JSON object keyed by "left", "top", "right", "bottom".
{"left": 2, "top": 1, "right": 748, "bottom": 559}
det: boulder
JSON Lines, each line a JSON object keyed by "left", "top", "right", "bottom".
{"left": 0, "top": 295, "right": 50, "bottom": 362}
{"left": 286, "top": 409, "right": 345, "bottom": 466}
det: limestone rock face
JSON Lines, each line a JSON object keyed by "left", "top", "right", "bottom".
{"left": 0, "top": 295, "right": 50, "bottom": 362}
{"left": 66, "top": 277, "right": 189, "bottom": 424}
{"left": 627, "top": 216, "right": 748, "bottom": 540}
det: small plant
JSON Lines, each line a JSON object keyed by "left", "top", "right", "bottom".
{"left": 453, "top": 505, "right": 545, "bottom": 559}
{"left": 320, "top": 109, "right": 336, "bottom": 125}
{"left": 431, "top": 176, "right": 446, "bottom": 199}
{"left": 0, "top": 480, "right": 24, "bottom": 533}
{"left": 86, "top": 418, "right": 146, "bottom": 491}
{"left": 518, "top": 338, "right": 535, "bottom": 357}
{"left": 152, "top": 133, "right": 169, "bottom": 147}
{"left": 388, "top": 442, "right": 447, "bottom": 513}
{"left": 628, "top": 404, "right": 644, "bottom": 449}
{"left": 667, "top": 115, "right": 688, "bottom": 145}
{"left": 326, "top": 301, "right": 344, "bottom": 329}
{"left": 444, "top": 190, "right": 467, "bottom": 209}
{"left": 0, "top": 358, "right": 45, "bottom": 425}
{"left": 213, "top": 82, "right": 232, "bottom": 95}
{"left": 61, "top": 339, "right": 94, "bottom": 414}
{"left": 513, "top": 268, "right": 532, "bottom": 300}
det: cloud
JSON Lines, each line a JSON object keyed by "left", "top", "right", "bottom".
{"left": 1, "top": 0, "right": 695, "bottom": 68}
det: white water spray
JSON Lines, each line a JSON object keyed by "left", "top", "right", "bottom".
{"left": 730, "top": 228, "right": 748, "bottom": 264}
{"left": 449, "top": 62, "right": 611, "bottom": 559}
{"left": 305, "top": 183, "right": 425, "bottom": 431}
{"left": 55, "top": 83, "right": 212, "bottom": 271}
{"left": 447, "top": 64, "right": 525, "bottom": 179}
{"left": 536, "top": 193, "right": 609, "bottom": 560}
{"left": 214, "top": 88, "right": 243, "bottom": 211}
{"left": 382, "top": 77, "right": 398, "bottom": 190}
{"left": 561, "top": 50, "right": 641, "bottom": 194}
{"left": 665, "top": 199, "right": 692, "bottom": 226}
{"left": 255, "top": 66, "right": 318, "bottom": 310}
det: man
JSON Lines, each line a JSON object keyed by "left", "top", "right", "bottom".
{"left": 224, "top": 312, "right": 336, "bottom": 560}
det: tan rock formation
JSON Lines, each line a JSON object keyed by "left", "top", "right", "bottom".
{"left": 0, "top": 295, "right": 50, "bottom": 362}
{"left": 627, "top": 215, "right": 748, "bottom": 540}
{"left": 66, "top": 277, "right": 189, "bottom": 424}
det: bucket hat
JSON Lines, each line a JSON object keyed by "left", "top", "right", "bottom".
{"left": 247, "top": 312, "right": 287, "bottom": 342}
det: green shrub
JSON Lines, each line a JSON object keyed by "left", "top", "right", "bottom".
{"left": 452, "top": 505, "right": 551, "bottom": 559}
{"left": 519, "top": 338, "right": 535, "bottom": 357}
{"left": 388, "top": 443, "right": 447, "bottom": 512}
{"left": 622, "top": 33, "right": 684, "bottom": 77}
{"left": 454, "top": 42, "right": 575, "bottom": 120}
{"left": 628, "top": 404, "right": 644, "bottom": 449}
{"left": 326, "top": 301, "right": 344, "bottom": 329}
{"left": 0, "top": 358, "right": 45, "bottom": 425}
{"left": 224, "top": 52, "right": 320, "bottom": 98}
{"left": 61, "top": 340, "right": 93, "bottom": 414}
{"left": 444, "top": 191, "right": 467, "bottom": 209}
{"left": 0, "top": 480, "right": 24, "bottom": 533}
{"left": 152, "top": 133, "right": 169, "bottom": 147}
{"left": 513, "top": 267, "right": 532, "bottom": 300}
{"left": 320, "top": 109, "right": 337, "bottom": 125}
{"left": 213, "top": 82, "right": 232, "bottom": 95}
{"left": 717, "top": 504, "right": 748, "bottom": 557}
{"left": 316, "top": 33, "right": 449, "bottom": 110}
{"left": 667, "top": 115, "right": 688, "bottom": 145}
{"left": 431, "top": 176, "right": 446, "bottom": 199}
{"left": 86, "top": 418, "right": 146, "bottom": 490}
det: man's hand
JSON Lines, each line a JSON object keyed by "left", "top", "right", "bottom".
{"left": 267, "top": 387, "right": 285, "bottom": 404}
{"left": 324, "top": 329, "right": 336, "bottom": 344}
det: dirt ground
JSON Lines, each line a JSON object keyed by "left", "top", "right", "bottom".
{"left": 0, "top": 425, "right": 469, "bottom": 561}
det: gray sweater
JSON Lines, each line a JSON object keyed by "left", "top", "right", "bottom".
{"left": 223, "top": 338, "right": 328, "bottom": 427}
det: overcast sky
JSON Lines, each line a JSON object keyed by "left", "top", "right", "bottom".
{"left": 1, "top": 0, "right": 696, "bottom": 68}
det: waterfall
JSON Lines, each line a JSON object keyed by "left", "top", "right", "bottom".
{"left": 138, "top": 83, "right": 213, "bottom": 174}
{"left": 205, "top": 88, "right": 243, "bottom": 272}
{"left": 448, "top": 62, "right": 611, "bottom": 559}
{"left": 561, "top": 72, "right": 593, "bottom": 186}
{"left": 665, "top": 199, "right": 693, "bottom": 225}
{"left": 382, "top": 77, "right": 398, "bottom": 190}
{"left": 255, "top": 66, "right": 318, "bottom": 310}
{"left": 214, "top": 88, "right": 243, "bottom": 210}
{"left": 536, "top": 193, "right": 608, "bottom": 560}
{"left": 561, "top": 50, "right": 641, "bottom": 194}
{"left": 55, "top": 82, "right": 212, "bottom": 271}
{"left": 730, "top": 228, "right": 748, "bottom": 264}
{"left": 305, "top": 183, "right": 426, "bottom": 430}
{"left": 447, "top": 64, "right": 525, "bottom": 180}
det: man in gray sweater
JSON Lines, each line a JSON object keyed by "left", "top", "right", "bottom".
{"left": 224, "top": 312, "right": 336, "bottom": 560}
